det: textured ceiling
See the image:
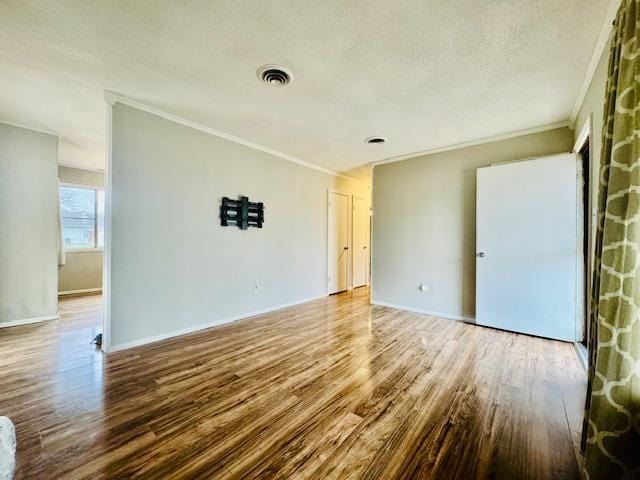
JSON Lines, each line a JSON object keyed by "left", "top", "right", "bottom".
{"left": 0, "top": 0, "right": 611, "bottom": 178}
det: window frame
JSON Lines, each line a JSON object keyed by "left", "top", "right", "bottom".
{"left": 59, "top": 181, "right": 105, "bottom": 253}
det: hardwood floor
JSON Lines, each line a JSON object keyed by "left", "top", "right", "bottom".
{"left": 0, "top": 288, "right": 586, "bottom": 479}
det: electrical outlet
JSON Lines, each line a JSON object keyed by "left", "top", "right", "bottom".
{"left": 419, "top": 284, "right": 428, "bottom": 292}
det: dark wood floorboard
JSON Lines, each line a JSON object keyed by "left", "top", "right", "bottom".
{"left": 0, "top": 288, "right": 586, "bottom": 479}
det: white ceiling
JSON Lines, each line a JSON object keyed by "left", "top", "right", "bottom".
{"left": 0, "top": 1, "right": 612, "bottom": 178}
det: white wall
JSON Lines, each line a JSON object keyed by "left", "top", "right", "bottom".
{"left": 371, "top": 127, "right": 573, "bottom": 320}
{"left": 108, "top": 103, "right": 369, "bottom": 349}
{"left": 0, "top": 122, "right": 58, "bottom": 325}
{"left": 58, "top": 166, "right": 104, "bottom": 294}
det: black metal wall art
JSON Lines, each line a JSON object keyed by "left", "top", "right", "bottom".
{"left": 220, "top": 196, "right": 264, "bottom": 230}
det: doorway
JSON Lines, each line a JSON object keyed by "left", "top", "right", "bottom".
{"left": 579, "top": 140, "right": 590, "bottom": 347}
{"left": 57, "top": 176, "right": 105, "bottom": 349}
{"left": 574, "top": 120, "right": 592, "bottom": 359}
{"left": 328, "top": 191, "right": 349, "bottom": 294}
{"left": 352, "top": 196, "right": 370, "bottom": 288}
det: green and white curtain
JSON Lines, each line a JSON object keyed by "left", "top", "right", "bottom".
{"left": 582, "top": 1, "right": 640, "bottom": 478}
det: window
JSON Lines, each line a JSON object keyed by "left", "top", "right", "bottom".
{"left": 59, "top": 185, "right": 105, "bottom": 249}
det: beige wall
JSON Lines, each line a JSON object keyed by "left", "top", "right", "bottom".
{"left": 574, "top": 39, "right": 609, "bottom": 175}
{"left": 59, "top": 165, "right": 104, "bottom": 188}
{"left": 58, "top": 250, "right": 103, "bottom": 293}
{"left": 574, "top": 38, "right": 609, "bottom": 273}
{"left": 58, "top": 166, "right": 104, "bottom": 293}
{"left": 0, "top": 123, "right": 58, "bottom": 325}
{"left": 571, "top": 37, "right": 611, "bottom": 342}
{"left": 371, "top": 127, "right": 573, "bottom": 320}
{"left": 109, "top": 103, "right": 369, "bottom": 349}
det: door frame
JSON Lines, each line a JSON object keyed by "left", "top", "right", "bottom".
{"left": 573, "top": 114, "right": 593, "bottom": 365}
{"left": 327, "top": 189, "right": 352, "bottom": 294}
{"left": 102, "top": 95, "right": 114, "bottom": 353}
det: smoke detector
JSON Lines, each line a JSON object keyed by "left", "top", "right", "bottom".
{"left": 365, "top": 136, "right": 387, "bottom": 145}
{"left": 257, "top": 65, "right": 292, "bottom": 87}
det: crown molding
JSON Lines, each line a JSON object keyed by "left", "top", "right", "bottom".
{"left": 104, "top": 91, "right": 369, "bottom": 185}
{"left": 0, "top": 119, "right": 60, "bottom": 137}
{"left": 568, "top": 0, "right": 621, "bottom": 127}
{"left": 372, "top": 121, "right": 570, "bottom": 167}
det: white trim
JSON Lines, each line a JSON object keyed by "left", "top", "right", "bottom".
{"left": 575, "top": 342, "right": 588, "bottom": 370}
{"left": 568, "top": 0, "right": 620, "bottom": 126}
{"left": 104, "top": 91, "right": 368, "bottom": 185}
{"left": 0, "top": 119, "right": 60, "bottom": 138}
{"left": 106, "top": 294, "right": 328, "bottom": 353}
{"left": 370, "top": 300, "right": 475, "bottom": 323}
{"left": 59, "top": 180, "right": 104, "bottom": 191}
{"left": 0, "top": 313, "right": 60, "bottom": 328}
{"left": 372, "top": 121, "right": 569, "bottom": 167}
{"left": 102, "top": 99, "right": 113, "bottom": 353}
{"left": 58, "top": 288, "right": 102, "bottom": 296}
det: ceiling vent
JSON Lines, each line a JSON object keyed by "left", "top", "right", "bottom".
{"left": 365, "top": 136, "right": 386, "bottom": 145}
{"left": 257, "top": 65, "right": 292, "bottom": 86}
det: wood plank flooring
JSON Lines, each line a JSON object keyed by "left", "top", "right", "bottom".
{"left": 0, "top": 288, "right": 586, "bottom": 479}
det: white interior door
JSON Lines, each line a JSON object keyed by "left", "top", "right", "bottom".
{"left": 353, "top": 196, "right": 369, "bottom": 288}
{"left": 328, "top": 191, "right": 349, "bottom": 294}
{"left": 476, "top": 154, "right": 578, "bottom": 342}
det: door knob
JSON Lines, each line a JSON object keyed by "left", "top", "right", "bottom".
{"left": 476, "top": 252, "right": 486, "bottom": 258}
{"left": 344, "top": 246, "right": 349, "bottom": 250}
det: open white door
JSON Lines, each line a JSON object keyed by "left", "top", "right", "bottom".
{"left": 328, "top": 191, "right": 349, "bottom": 294}
{"left": 476, "top": 154, "right": 578, "bottom": 341}
{"left": 353, "top": 196, "right": 369, "bottom": 288}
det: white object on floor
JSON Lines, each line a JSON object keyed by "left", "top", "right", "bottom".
{"left": 0, "top": 417, "right": 16, "bottom": 480}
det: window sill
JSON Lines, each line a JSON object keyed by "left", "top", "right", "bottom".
{"left": 65, "top": 248, "right": 104, "bottom": 254}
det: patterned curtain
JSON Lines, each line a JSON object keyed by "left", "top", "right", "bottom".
{"left": 581, "top": 1, "right": 640, "bottom": 478}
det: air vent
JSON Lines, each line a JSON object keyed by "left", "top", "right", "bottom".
{"left": 257, "top": 65, "right": 292, "bottom": 86}
{"left": 365, "top": 136, "right": 386, "bottom": 145}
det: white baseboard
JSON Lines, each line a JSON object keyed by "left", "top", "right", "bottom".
{"left": 574, "top": 342, "right": 588, "bottom": 370}
{"left": 370, "top": 300, "right": 475, "bottom": 323}
{"left": 0, "top": 313, "right": 60, "bottom": 328}
{"left": 107, "top": 293, "right": 328, "bottom": 353}
{"left": 58, "top": 287, "right": 102, "bottom": 296}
